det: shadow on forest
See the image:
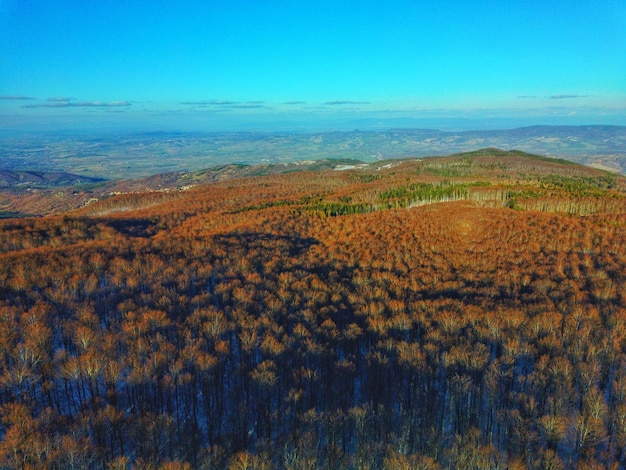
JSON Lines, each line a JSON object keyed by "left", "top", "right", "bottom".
{"left": 102, "top": 218, "right": 159, "bottom": 238}
{"left": 211, "top": 231, "right": 320, "bottom": 258}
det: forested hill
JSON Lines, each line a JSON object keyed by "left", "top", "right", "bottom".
{"left": 0, "top": 148, "right": 624, "bottom": 217}
{"left": 0, "top": 149, "right": 625, "bottom": 468}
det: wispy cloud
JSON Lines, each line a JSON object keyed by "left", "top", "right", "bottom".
{"left": 323, "top": 100, "right": 371, "bottom": 105}
{"left": 549, "top": 94, "right": 589, "bottom": 99}
{"left": 180, "top": 100, "right": 266, "bottom": 106}
{"left": 0, "top": 95, "right": 34, "bottom": 100}
{"left": 180, "top": 100, "right": 238, "bottom": 106}
{"left": 72, "top": 100, "right": 131, "bottom": 107}
{"left": 47, "top": 97, "right": 73, "bottom": 102}
{"left": 179, "top": 100, "right": 268, "bottom": 110}
{"left": 22, "top": 100, "right": 131, "bottom": 108}
{"left": 283, "top": 101, "right": 306, "bottom": 105}
{"left": 228, "top": 104, "right": 268, "bottom": 109}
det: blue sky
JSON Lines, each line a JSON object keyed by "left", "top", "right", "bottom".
{"left": 1, "top": 0, "right": 625, "bottom": 131}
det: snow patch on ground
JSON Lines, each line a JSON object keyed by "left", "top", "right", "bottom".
{"left": 334, "top": 164, "right": 369, "bottom": 171}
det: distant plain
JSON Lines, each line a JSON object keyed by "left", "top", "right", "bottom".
{"left": 1, "top": 125, "right": 624, "bottom": 180}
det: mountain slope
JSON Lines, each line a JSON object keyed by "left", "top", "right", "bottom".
{"left": 1, "top": 148, "right": 623, "bottom": 218}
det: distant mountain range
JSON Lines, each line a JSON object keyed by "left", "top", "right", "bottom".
{"left": 1, "top": 125, "right": 624, "bottom": 180}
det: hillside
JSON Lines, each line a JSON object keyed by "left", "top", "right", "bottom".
{"left": 0, "top": 159, "right": 364, "bottom": 217}
{"left": 1, "top": 149, "right": 624, "bottom": 218}
{"left": 0, "top": 149, "right": 625, "bottom": 468}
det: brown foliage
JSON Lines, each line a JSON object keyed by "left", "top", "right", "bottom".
{"left": 0, "top": 159, "right": 624, "bottom": 467}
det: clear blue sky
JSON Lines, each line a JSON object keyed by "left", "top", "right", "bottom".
{"left": 1, "top": 0, "right": 625, "bottom": 130}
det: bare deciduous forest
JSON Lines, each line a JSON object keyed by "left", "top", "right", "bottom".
{"left": 0, "top": 150, "right": 625, "bottom": 469}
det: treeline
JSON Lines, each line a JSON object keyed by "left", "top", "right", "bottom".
{"left": 0, "top": 191, "right": 625, "bottom": 468}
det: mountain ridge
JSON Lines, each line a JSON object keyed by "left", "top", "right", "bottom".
{"left": 1, "top": 147, "right": 623, "bottom": 219}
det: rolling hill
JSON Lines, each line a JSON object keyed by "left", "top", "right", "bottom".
{"left": 1, "top": 149, "right": 624, "bottom": 218}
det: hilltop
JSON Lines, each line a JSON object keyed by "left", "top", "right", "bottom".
{"left": 1, "top": 148, "right": 624, "bottom": 218}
